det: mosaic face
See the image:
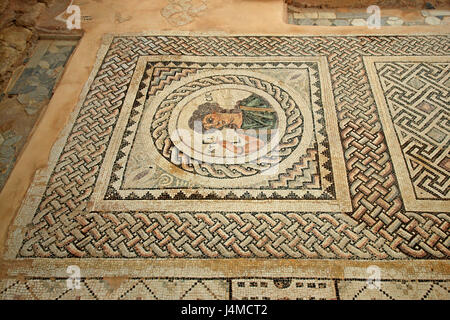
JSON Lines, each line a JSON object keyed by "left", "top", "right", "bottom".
{"left": 172, "top": 88, "right": 282, "bottom": 164}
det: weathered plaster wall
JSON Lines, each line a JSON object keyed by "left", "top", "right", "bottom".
{"left": 0, "top": 0, "right": 56, "bottom": 92}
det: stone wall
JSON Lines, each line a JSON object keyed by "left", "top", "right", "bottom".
{"left": 0, "top": 0, "right": 54, "bottom": 94}
{"left": 286, "top": 0, "right": 450, "bottom": 9}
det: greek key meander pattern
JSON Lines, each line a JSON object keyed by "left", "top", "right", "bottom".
{"left": 16, "top": 35, "right": 450, "bottom": 259}
{"left": 375, "top": 62, "right": 449, "bottom": 200}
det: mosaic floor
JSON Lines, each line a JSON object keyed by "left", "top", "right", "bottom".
{"left": 1, "top": 33, "right": 449, "bottom": 299}
{"left": 287, "top": 7, "right": 450, "bottom": 27}
{"left": 1, "top": 277, "right": 448, "bottom": 300}
{"left": 0, "top": 40, "right": 77, "bottom": 191}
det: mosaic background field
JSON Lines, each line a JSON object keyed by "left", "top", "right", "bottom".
{"left": 3, "top": 34, "right": 449, "bottom": 262}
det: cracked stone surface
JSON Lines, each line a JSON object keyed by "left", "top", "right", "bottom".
{"left": 0, "top": 39, "right": 76, "bottom": 191}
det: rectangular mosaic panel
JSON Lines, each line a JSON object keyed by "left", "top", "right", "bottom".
{"left": 91, "top": 56, "right": 351, "bottom": 213}
{"left": 365, "top": 56, "right": 449, "bottom": 212}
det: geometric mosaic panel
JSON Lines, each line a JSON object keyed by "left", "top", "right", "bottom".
{"left": 0, "top": 277, "right": 448, "bottom": 300}
{"left": 365, "top": 56, "right": 449, "bottom": 212}
{"left": 378, "top": 61, "right": 449, "bottom": 199}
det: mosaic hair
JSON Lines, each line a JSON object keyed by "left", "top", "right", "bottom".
{"left": 188, "top": 102, "right": 228, "bottom": 132}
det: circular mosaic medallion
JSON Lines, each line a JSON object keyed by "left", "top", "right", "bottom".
{"left": 150, "top": 71, "right": 310, "bottom": 179}
{"left": 169, "top": 85, "right": 285, "bottom": 165}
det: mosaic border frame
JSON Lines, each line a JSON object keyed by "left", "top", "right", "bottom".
{"left": 91, "top": 55, "right": 351, "bottom": 212}
{"left": 1, "top": 276, "right": 449, "bottom": 300}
